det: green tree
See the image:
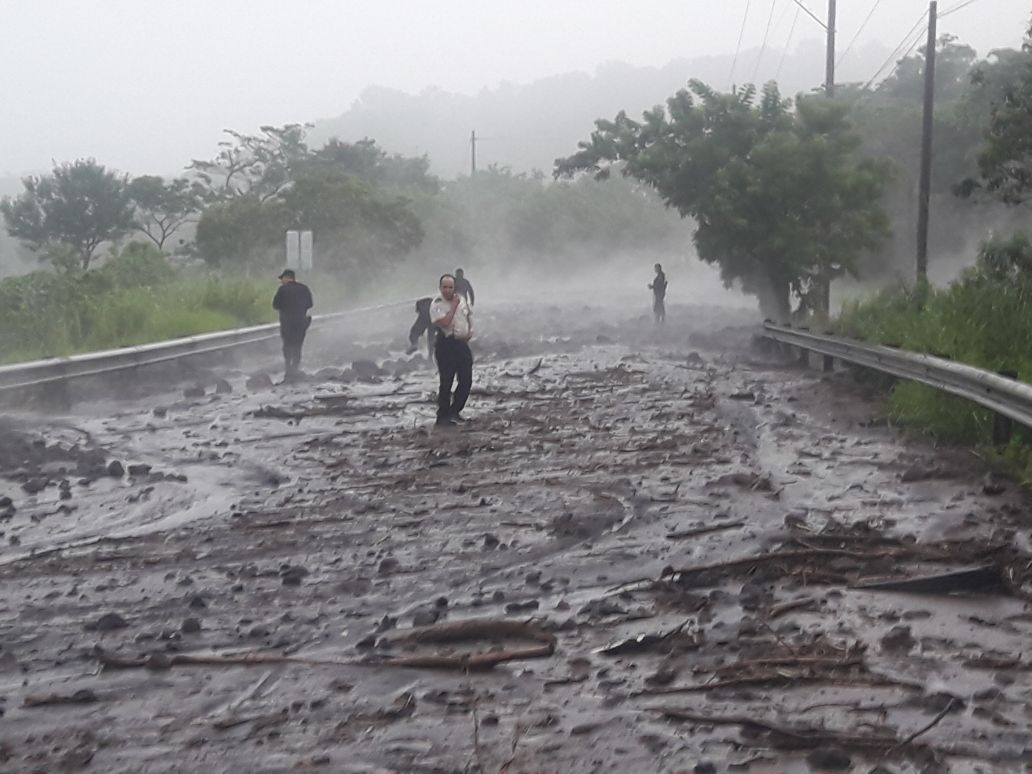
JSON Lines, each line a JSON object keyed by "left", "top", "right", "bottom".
{"left": 0, "top": 159, "right": 134, "bottom": 271}
{"left": 188, "top": 124, "right": 311, "bottom": 202}
{"left": 127, "top": 176, "right": 202, "bottom": 250}
{"left": 975, "top": 24, "right": 1032, "bottom": 204}
{"left": 555, "top": 80, "right": 891, "bottom": 320}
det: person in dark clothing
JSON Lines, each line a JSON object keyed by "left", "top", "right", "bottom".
{"left": 407, "top": 297, "right": 434, "bottom": 357}
{"left": 272, "top": 269, "right": 313, "bottom": 379}
{"left": 430, "top": 273, "right": 474, "bottom": 427}
{"left": 454, "top": 268, "right": 475, "bottom": 307}
{"left": 648, "top": 263, "right": 667, "bottom": 325}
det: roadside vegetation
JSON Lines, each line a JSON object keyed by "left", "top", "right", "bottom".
{"left": 0, "top": 244, "right": 273, "bottom": 363}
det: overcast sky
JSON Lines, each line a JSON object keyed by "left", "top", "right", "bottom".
{"left": 1, "top": 0, "right": 1027, "bottom": 177}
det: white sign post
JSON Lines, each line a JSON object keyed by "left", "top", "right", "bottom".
{"left": 285, "top": 230, "right": 313, "bottom": 271}
{"left": 299, "top": 230, "right": 313, "bottom": 271}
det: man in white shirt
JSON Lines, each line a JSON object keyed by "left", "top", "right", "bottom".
{"left": 430, "top": 273, "right": 474, "bottom": 426}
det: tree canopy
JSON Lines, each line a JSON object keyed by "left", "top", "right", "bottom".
{"left": 1, "top": 160, "right": 134, "bottom": 271}
{"left": 555, "top": 80, "right": 891, "bottom": 319}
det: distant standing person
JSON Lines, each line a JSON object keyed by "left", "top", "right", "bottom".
{"left": 272, "top": 269, "right": 313, "bottom": 380}
{"left": 454, "top": 268, "right": 475, "bottom": 306}
{"left": 407, "top": 296, "right": 434, "bottom": 357}
{"left": 430, "top": 273, "right": 474, "bottom": 426}
{"left": 649, "top": 263, "right": 667, "bottom": 325}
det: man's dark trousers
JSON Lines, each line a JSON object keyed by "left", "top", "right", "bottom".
{"left": 435, "top": 335, "right": 473, "bottom": 421}
{"left": 281, "top": 317, "right": 309, "bottom": 374}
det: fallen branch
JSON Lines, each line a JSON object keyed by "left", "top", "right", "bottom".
{"left": 379, "top": 618, "right": 557, "bottom": 671}
{"left": 23, "top": 689, "right": 98, "bottom": 707}
{"left": 654, "top": 708, "right": 903, "bottom": 751}
{"left": 665, "top": 521, "right": 746, "bottom": 540}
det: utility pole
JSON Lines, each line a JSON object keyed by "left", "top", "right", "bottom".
{"left": 825, "top": 0, "right": 836, "bottom": 96}
{"left": 470, "top": 130, "right": 477, "bottom": 177}
{"left": 818, "top": 0, "right": 837, "bottom": 317}
{"left": 916, "top": 1, "right": 937, "bottom": 285}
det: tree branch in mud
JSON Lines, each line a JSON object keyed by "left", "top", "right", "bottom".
{"left": 378, "top": 619, "right": 557, "bottom": 670}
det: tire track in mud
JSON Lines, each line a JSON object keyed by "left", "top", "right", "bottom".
{"left": 2, "top": 304, "right": 1031, "bottom": 773}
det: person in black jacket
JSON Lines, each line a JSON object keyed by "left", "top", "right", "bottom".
{"left": 454, "top": 268, "right": 475, "bottom": 307}
{"left": 272, "top": 269, "right": 313, "bottom": 379}
{"left": 649, "top": 263, "right": 667, "bottom": 325}
{"left": 407, "top": 297, "right": 434, "bottom": 357}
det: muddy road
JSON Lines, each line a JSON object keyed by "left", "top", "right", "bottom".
{"left": 1, "top": 297, "right": 1030, "bottom": 774}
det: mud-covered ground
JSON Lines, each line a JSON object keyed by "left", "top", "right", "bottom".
{"left": 1, "top": 297, "right": 1031, "bottom": 774}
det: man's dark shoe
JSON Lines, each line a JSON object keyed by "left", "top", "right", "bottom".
{"left": 451, "top": 413, "right": 469, "bottom": 423}
{"left": 435, "top": 416, "right": 458, "bottom": 428}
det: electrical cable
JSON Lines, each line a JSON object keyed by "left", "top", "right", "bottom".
{"left": 752, "top": 0, "right": 779, "bottom": 83}
{"left": 941, "top": 0, "right": 982, "bottom": 17}
{"left": 775, "top": 5, "right": 801, "bottom": 81}
{"left": 789, "top": 0, "right": 827, "bottom": 30}
{"left": 836, "top": 0, "right": 884, "bottom": 67}
{"left": 729, "top": 0, "right": 753, "bottom": 89}
{"left": 862, "top": 8, "right": 929, "bottom": 90}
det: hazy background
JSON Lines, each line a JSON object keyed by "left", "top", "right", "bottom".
{"left": 1, "top": 0, "right": 1027, "bottom": 178}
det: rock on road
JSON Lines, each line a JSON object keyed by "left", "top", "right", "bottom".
{"left": 0, "top": 298, "right": 1030, "bottom": 774}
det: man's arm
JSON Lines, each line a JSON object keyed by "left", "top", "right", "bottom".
{"left": 304, "top": 285, "right": 314, "bottom": 312}
{"left": 431, "top": 298, "right": 460, "bottom": 328}
{"left": 272, "top": 287, "right": 283, "bottom": 310}
{"left": 467, "top": 283, "right": 475, "bottom": 306}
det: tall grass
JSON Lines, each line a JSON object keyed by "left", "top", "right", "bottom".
{"left": 0, "top": 244, "right": 275, "bottom": 363}
{"left": 836, "top": 233, "right": 1032, "bottom": 483}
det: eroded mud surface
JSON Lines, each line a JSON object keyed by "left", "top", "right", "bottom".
{"left": 1, "top": 300, "right": 1031, "bottom": 774}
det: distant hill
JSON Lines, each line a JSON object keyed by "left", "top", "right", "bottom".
{"left": 311, "top": 39, "right": 894, "bottom": 178}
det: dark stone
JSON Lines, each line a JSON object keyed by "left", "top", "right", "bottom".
{"left": 183, "top": 385, "right": 206, "bottom": 399}
{"left": 375, "top": 615, "right": 397, "bottom": 633}
{"left": 351, "top": 360, "right": 387, "bottom": 379}
{"left": 0, "top": 496, "right": 11, "bottom": 508}
{"left": 214, "top": 379, "right": 233, "bottom": 395}
{"left": 181, "top": 618, "right": 202, "bottom": 634}
{"left": 356, "top": 634, "right": 377, "bottom": 649}
{"left": 246, "top": 373, "right": 274, "bottom": 391}
{"left": 694, "top": 763, "right": 717, "bottom": 774}
{"left": 90, "top": 612, "right": 129, "bottom": 631}
{"left": 106, "top": 460, "right": 125, "bottom": 477}
{"left": 806, "top": 747, "right": 852, "bottom": 770}
{"left": 434, "top": 596, "right": 448, "bottom": 608}
{"left": 188, "top": 595, "right": 208, "bottom": 610}
{"left": 412, "top": 609, "right": 441, "bottom": 627}
{"left": 880, "top": 624, "right": 915, "bottom": 652}
{"left": 505, "top": 600, "right": 539, "bottom": 614}
{"left": 483, "top": 533, "right": 500, "bottom": 550}
{"left": 248, "top": 625, "right": 270, "bottom": 638}
{"left": 127, "top": 463, "right": 152, "bottom": 477}
{"left": 152, "top": 406, "right": 168, "bottom": 418}
{"left": 21, "top": 479, "right": 47, "bottom": 495}
{"left": 378, "top": 557, "right": 400, "bottom": 575}
{"left": 281, "top": 566, "right": 307, "bottom": 586}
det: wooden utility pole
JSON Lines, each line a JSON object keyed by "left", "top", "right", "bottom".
{"left": 825, "top": 0, "right": 836, "bottom": 96}
{"left": 470, "top": 130, "right": 477, "bottom": 177}
{"left": 916, "top": 1, "right": 937, "bottom": 284}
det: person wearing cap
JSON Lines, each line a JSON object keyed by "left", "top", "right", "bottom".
{"left": 430, "top": 273, "right": 473, "bottom": 426}
{"left": 272, "top": 269, "right": 314, "bottom": 379}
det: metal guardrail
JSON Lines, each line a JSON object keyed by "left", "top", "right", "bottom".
{"left": 762, "top": 322, "right": 1032, "bottom": 433}
{"left": 0, "top": 300, "right": 413, "bottom": 393}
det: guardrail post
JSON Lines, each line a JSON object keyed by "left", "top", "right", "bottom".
{"left": 798, "top": 347, "right": 810, "bottom": 367}
{"left": 822, "top": 354, "right": 834, "bottom": 372}
{"left": 993, "top": 370, "right": 1018, "bottom": 445}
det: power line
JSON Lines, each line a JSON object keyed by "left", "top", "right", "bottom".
{"left": 789, "top": 0, "right": 827, "bottom": 30}
{"left": 862, "top": 8, "right": 929, "bottom": 90}
{"left": 837, "top": 0, "right": 884, "bottom": 67}
{"left": 775, "top": 5, "right": 801, "bottom": 81}
{"left": 728, "top": 0, "right": 753, "bottom": 89}
{"left": 941, "top": 0, "right": 981, "bottom": 17}
{"left": 752, "top": 0, "right": 779, "bottom": 83}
